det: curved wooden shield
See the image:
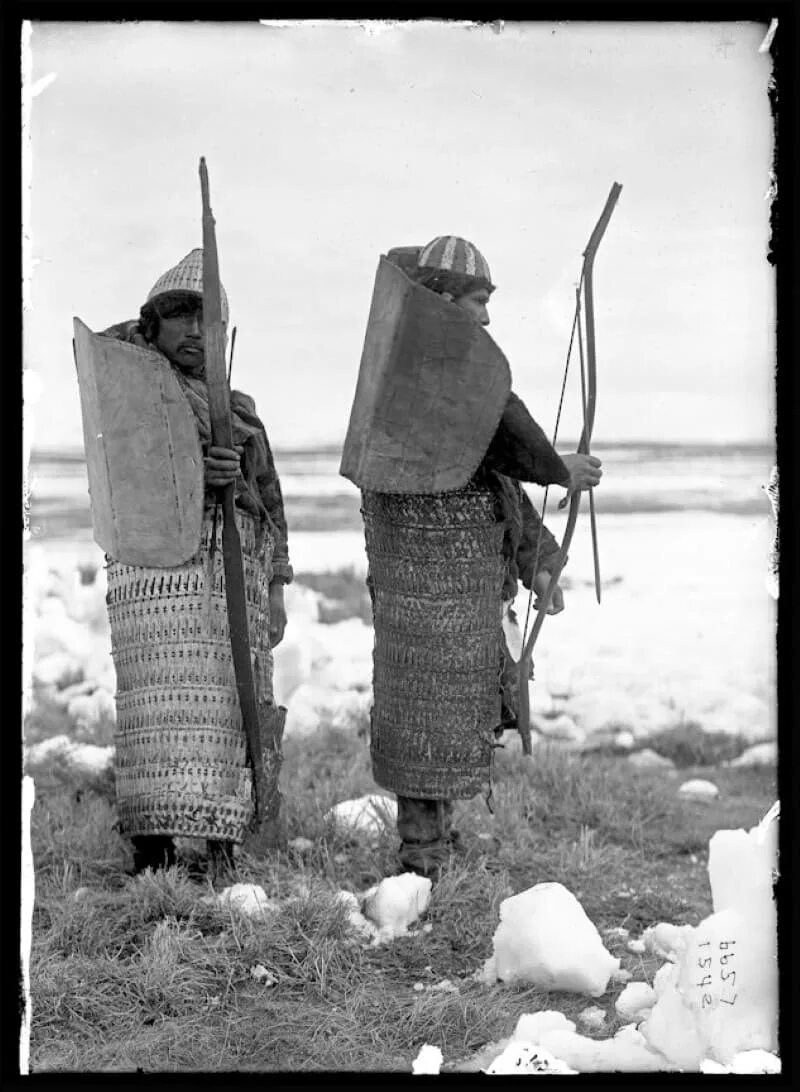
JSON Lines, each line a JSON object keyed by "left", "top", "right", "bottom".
{"left": 73, "top": 318, "right": 204, "bottom": 566}
{"left": 339, "top": 257, "right": 511, "bottom": 493}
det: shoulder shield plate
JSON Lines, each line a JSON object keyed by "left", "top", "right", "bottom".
{"left": 73, "top": 317, "right": 204, "bottom": 566}
{"left": 340, "top": 257, "right": 511, "bottom": 493}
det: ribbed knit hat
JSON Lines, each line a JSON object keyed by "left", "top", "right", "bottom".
{"left": 146, "top": 248, "right": 230, "bottom": 325}
{"left": 417, "top": 236, "right": 493, "bottom": 288}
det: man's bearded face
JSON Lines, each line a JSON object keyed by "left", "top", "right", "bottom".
{"left": 153, "top": 294, "right": 207, "bottom": 372}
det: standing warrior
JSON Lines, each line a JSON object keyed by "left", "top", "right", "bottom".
{"left": 341, "top": 237, "right": 601, "bottom": 878}
{"left": 74, "top": 248, "right": 292, "bottom": 876}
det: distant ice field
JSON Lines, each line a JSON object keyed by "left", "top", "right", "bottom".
{"left": 26, "top": 443, "right": 775, "bottom": 539}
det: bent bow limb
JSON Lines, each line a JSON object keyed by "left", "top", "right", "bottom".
{"left": 516, "top": 182, "right": 622, "bottom": 749}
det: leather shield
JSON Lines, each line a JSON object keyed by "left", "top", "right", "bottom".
{"left": 339, "top": 257, "right": 511, "bottom": 493}
{"left": 73, "top": 317, "right": 204, "bottom": 566}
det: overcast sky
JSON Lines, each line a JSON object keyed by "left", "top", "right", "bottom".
{"left": 24, "top": 19, "right": 775, "bottom": 450}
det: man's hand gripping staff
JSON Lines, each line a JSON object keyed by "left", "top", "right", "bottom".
{"left": 517, "top": 182, "right": 623, "bottom": 754}
{"left": 199, "top": 157, "right": 270, "bottom": 825}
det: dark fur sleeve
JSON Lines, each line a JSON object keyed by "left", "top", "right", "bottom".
{"left": 231, "top": 390, "right": 293, "bottom": 586}
{"left": 516, "top": 488, "right": 564, "bottom": 589}
{"left": 255, "top": 430, "right": 293, "bottom": 586}
{"left": 483, "top": 391, "right": 571, "bottom": 487}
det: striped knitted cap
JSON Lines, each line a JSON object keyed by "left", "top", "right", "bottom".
{"left": 417, "top": 236, "right": 493, "bottom": 288}
{"left": 146, "top": 248, "right": 230, "bottom": 325}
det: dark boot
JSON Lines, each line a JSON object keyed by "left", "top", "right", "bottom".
{"left": 131, "top": 834, "right": 176, "bottom": 874}
{"left": 397, "top": 797, "right": 457, "bottom": 880}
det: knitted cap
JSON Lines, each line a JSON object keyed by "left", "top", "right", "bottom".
{"left": 146, "top": 248, "right": 230, "bottom": 324}
{"left": 417, "top": 236, "right": 493, "bottom": 288}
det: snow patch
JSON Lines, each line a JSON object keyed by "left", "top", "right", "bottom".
{"left": 678, "top": 778, "right": 719, "bottom": 800}
{"left": 725, "top": 741, "right": 776, "bottom": 768}
{"left": 362, "top": 873, "right": 432, "bottom": 940}
{"left": 614, "top": 981, "right": 657, "bottom": 1021}
{"left": 212, "top": 884, "right": 279, "bottom": 919}
{"left": 639, "top": 803, "right": 779, "bottom": 1068}
{"left": 486, "top": 882, "right": 620, "bottom": 997}
{"left": 411, "top": 1044, "right": 443, "bottom": 1074}
{"left": 324, "top": 793, "right": 397, "bottom": 839}
{"left": 627, "top": 748, "right": 675, "bottom": 770}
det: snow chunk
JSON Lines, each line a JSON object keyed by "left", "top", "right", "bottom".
{"left": 708, "top": 801, "right": 778, "bottom": 916}
{"left": 704, "top": 1050, "right": 781, "bottom": 1074}
{"left": 584, "top": 727, "right": 636, "bottom": 752}
{"left": 614, "top": 981, "right": 657, "bottom": 1020}
{"left": 67, "top": 687, "right": 116, "bottom": 739}
{"left": 250, "top": 964, "right": 277, "bottom": 985}
{"left": 577, "top": 1006, "right": 607, "bottom": 1030}
{"left": 640, "top": 803, "right": 779, "bottom": 1069}
{"left": 429, "top": 979, "right": 459, "bottom": 994}
{"left": 725, "top": 741, "right": 776, "bottom": 768}
{"left": 214, "top": 884, "right": 279, "bottom": 919}
{"left": 563, "top": 690, "right": 638, "bottom": 736}
{"left": 484, "top": 1042, "right": 577, "bottom": 1075}
{"left": 324, "top": 793, "right": 397, "bottom": 839}
{"left": 35, "top": 597, "right": 93, "bottom": 660}
{"left": 362, "top": 873, "right": 432, "bottom": 939}
{"left": 283, "top": 582, "right": 321, "bottom": 623}
{"left": 271, "top": 638, "right": 314, "bottom": 705}
{"left": 334, "top": 890, "right": 379, "bottom": 941}
{"left": 32, "top": 650, "right": 85, "bottom": 689}
{"left": 678, "top": 778, "right": 719, "bottom": 800}
{"left": 532, "top": 713, "right": 584, "bottom": 744}
{"left": 627, "top": 748, "right": 675, "bottom": 770}
{"left": 25, "top": 735, "right": 113, "bottom": 779}
{"left": 514, "top": 1011, "right": 575, "bottom": 1040}
{"left": 283, "top": 682, "right": 370, "bottom": 737}
{"left": 532, "top": 1023, "right": 673, "bottom": 1073}
{"left": 489, "top": 883, "right": 620, "bottom": 997}
{"left": 698, "top": 693, "right": 774, "bottom": 743}
{"left": 640, "top": 922, "right": 694, "bottom": 961}
{"left": 412, "top": 1044, "right": 443, "bottom": 1074}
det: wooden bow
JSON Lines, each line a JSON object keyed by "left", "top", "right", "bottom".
{"left": 199, "top": 157, "right": 270, "bottom": 822}
{"left": 516, "top": 183, "right": 622, "bottom": 753}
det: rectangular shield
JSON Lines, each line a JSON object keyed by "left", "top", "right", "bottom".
{"left": 73, "top": 317, "right": 204, "bottom": 567}
{"left": 339, "top": 257, "right": 511, "bottom": 493}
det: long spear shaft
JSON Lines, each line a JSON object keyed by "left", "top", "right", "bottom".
{"left": 199, "top": 157, "right": 268, "bottom": 822}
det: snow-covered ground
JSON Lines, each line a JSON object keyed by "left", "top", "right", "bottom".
{"left": 23, "top": 508, "right": 777, "bottom": 750}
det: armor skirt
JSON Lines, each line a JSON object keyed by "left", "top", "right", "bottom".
{"left": 106, "top": 508, "right": 274, "bottom": 842}
{"left": 363, "top": 486, "right": 506, "bottom": 800}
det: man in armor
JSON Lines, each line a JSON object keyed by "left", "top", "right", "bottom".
{"left": 79, "top": 248, "right": 292, "bottom": 877}
{"left": 341, "top": 236, "right": 601, "bottom": 877}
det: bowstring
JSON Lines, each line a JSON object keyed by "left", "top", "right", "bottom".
{"left": 520, "top": 268, "right": 586, "bottom": 651}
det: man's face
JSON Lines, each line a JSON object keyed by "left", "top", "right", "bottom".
{"left": 453, "top": 288, "right": 491, "bottom": 327}
{"left": 153, "top": 294, "right": 207, "bottom": 373}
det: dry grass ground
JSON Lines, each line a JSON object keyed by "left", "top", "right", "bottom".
{"left": 27, "top": 719, "right": 776, "bottom": 1073}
